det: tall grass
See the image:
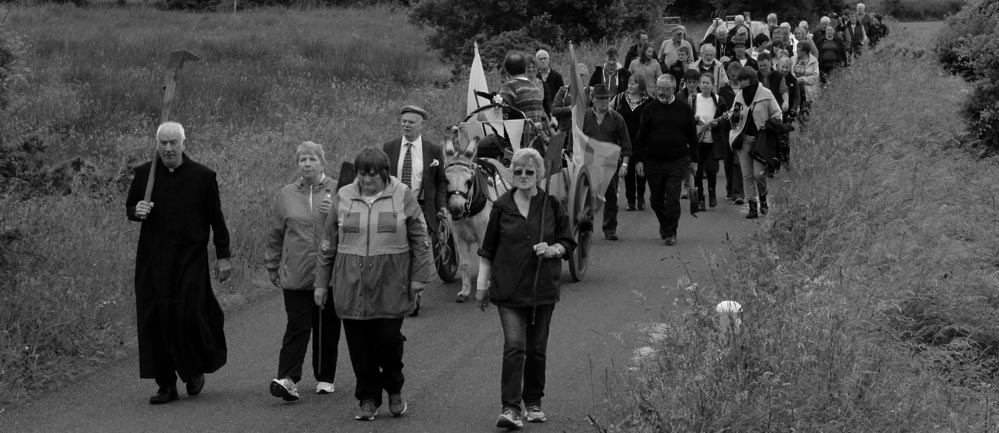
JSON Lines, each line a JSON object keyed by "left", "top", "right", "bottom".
{"left": 593, "top": 28, "right": 999, "bottom": 432}
{"left": 0, "top": 5, "right": 469, "bottom": 406}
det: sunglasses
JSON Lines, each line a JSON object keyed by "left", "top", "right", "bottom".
{"left": 513, "top": 169, "right": 536, "bottom": 176}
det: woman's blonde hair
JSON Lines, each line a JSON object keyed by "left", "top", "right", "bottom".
{"left": 511, "top": 147, "right": 546, "bottom": 179}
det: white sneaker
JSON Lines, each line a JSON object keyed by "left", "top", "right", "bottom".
{"left": 315, "top": 381, "right": 335, "bottom": 394}
{"left": 269, "top": 378, "right": 299, "bottom": 401}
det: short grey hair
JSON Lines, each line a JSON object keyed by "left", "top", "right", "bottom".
{"left": 656, "top": 74, "right": 676, "bottom": 88}
{"left": 819, "top": 16, "right": 830, "bottom": 25}
{"left": 700, "top": 44, "right": 716, "bottom": 56}
{"left": 536, "top": 49, "right": 550, "bottom": 59}
{"left": 296, "top": 141, "right": 326, "bottom": 164}
{"left": 767, "top": 13, "right": 777, "bottom": 21}
{"left": 511, "top": 148, "right": 545, "bottom": 179}
{"left": 156, "top": 122, "right": 185, "bottom": 142}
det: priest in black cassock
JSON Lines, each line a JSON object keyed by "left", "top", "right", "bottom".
{"left": 125, "top": 122, "right": 232, "bottom": 405}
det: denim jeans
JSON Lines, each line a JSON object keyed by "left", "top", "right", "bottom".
{"left": 343, "top": 318, "right": 406, "bottom": 406}
{"left": 737, "top": 135, "right": 768, "bottom": 202}
{"left": 498, "top": 304, "right": 555, "bottom": 410}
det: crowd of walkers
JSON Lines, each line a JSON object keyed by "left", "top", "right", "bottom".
{"left": 122, "top": 4, "right": 888, "bottom": 431}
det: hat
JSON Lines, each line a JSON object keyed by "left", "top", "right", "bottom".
{"left": 400, "top": 105, "right": 428, "bottom": 120}
{"left": 591, "top": 84, "right": 613, "bottom": 99}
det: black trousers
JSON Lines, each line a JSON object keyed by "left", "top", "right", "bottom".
{"left": 602, "top": 167, "right": 621, "bottom": 235}
{"left": 694, "top": 142, "right": 718, "bottom": 201}
{"left": 277, "top": 290, "right": 341, "bottom": 384}
{"left": 723, "top": 151, "right": 744, "bottom": 200}
{"left": 343, "top": 318, "right": 406, "bottom": 406}
{"left": 644, "top": 157, "right": 689, "bottom": 238}
{"left": 624, "top": 162, "right": 646, "bottom": 205}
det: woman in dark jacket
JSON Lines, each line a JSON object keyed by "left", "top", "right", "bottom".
{"left": 477, "top": 147, "right": 576, "bottom": 429}
{"left": 609, "top": 74, "right": 653, "bottom": 211}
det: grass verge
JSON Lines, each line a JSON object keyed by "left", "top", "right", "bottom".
{"left": 591, "top": 27, "right": 999, "bottom": 432}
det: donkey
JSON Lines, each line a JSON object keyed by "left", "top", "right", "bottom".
{"left": 442, "top": 132, "right": 511, "bottom": 303}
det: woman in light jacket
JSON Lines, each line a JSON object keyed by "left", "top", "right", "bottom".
{"left": 728, "top": 67, "right": 782, "bottom": 219}
{"left": 791, "top": 39, "right": 820, "bottom": 105}
{"left": 315, "top": 146, "right": 433, "bottom": 421}
{"left": 264, "top": 141, "right": 341, "bottom": 402}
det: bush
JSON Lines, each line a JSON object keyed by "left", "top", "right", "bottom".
{"left": 409, "top": 0, "right": 666, "bottom": 67}
{"left": 936, "top": 0, "right": 999, "bottom": 150}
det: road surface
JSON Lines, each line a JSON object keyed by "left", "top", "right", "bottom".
{"left": 3, "top": 196, "right": 757, "bottom": 433}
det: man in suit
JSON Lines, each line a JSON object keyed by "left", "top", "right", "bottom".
{"left": 382, "top": 105, "right": 447, "bottom": 316}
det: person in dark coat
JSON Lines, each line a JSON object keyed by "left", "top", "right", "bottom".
{"left": 634, "top": 74, "right": 699, "bottom": 246}
{"left": 477, "top": 147, "right": 576, "bottom": 429}
{"left": 610, "top": 74, "right": 652, "bottom": 211}
{"left": 622, "top": 29, "right": 650, "bottom": 80}
{"left": 535, "top": 50, "right": 564, "bottom": 117}
{"left": 584, "top": 84, "right": 632, "bottom": 241}
{"left": 717, "top": 62, "right": 744, "bottom": 204}
{"left": 125, "top": 121, "right": 231, "bottom": 405}
{"left": 588, "top": 46, "right": 628, "bottom": 94}
{"left": 383, "top": 105, "right": 447, "bottom": 316}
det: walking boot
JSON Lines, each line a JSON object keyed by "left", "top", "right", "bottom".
{"left": 746, "top": 201, "right": 759, "bottom": 219}
{"left": 760, "top": 195, "right": 769, "bottom": 215}
{"left": 708, "top": 189, "right": 717, "bottom": 208}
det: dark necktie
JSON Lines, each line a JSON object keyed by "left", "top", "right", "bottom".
{"left": 401, "top": 143, "right": 413, "bottom": 190}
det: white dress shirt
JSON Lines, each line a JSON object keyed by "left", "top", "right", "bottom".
{"left": 397, "top": 136, "right": 424, "bottom": 200}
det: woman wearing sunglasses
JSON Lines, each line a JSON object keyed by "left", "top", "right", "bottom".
{"left": 476, "top": 148, "right": 576, "bottom": 429}
{"left": 314, "top": 146, "right": 433, "bottom": 421}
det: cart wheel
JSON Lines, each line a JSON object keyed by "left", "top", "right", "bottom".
{"left": 568, "top": 166, "right": 593, "bottom": 282}
{"left": 434, "top": 219, "right": 459, "bottom": 283}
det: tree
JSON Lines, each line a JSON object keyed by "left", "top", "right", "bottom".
{"left": 409, "top": 0, "right": 666, "bottom": 67}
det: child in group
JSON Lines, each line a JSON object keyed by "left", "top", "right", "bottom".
{"left": 667, "top": 46, "right": 693, "bottom": 88}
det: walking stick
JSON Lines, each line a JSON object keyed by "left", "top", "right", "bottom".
{"left": 530, "top": 149, "right": 558, "bottom": 325}
{"left": 143, "top": 49, "right": 201, "bottom": 202}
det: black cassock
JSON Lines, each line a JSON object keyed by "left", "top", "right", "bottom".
{"left": 125, "top": 155, "right": 230, "bottom": 381}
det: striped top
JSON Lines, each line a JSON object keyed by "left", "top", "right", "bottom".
{"left": 500, "top": 77, "right": 549, "bottom": 127}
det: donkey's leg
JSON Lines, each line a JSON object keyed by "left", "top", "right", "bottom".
{"left": 453, "top": 223, "right": 474, "bottom": 302}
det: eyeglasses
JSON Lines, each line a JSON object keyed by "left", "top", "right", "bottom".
{"left": 513, "top": 169, "right": 536, "bottom": 176}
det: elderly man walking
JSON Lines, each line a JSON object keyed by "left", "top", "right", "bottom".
{"left": 634, "top": 75, "right": 698, "bottom": 246}
{"left": 383, "top": 105, "right": 447, "bottom": 316}
{"left": 125, "top": 121, "right": 232, "bottom": 404}
{"left": 535, "top": 50, "right": 564, "bottom": 117}
{"left": 583, "top": 84, "right": 632, "bottom": 241}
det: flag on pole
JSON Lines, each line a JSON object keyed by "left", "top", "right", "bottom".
{"left": 568, "top": 43, "right": 621, "bottom": 208}
{"left": 467, "top": 42, "right": 493, "bottom": 115}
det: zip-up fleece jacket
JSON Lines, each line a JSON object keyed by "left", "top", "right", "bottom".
{"left": 315, "top": 177, "right": 432, "bottom": 320}
{"left": 264, "top": 176, "right": 337, "bottom": 291}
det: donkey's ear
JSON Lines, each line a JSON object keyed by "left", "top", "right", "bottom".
{"left": 443, "top": 137, "right": 457, "bottom": 159}
{"left": 463, "top": 136, "right": 479, "bottom": 160}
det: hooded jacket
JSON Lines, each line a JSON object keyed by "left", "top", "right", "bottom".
{"left": 264, "top": 176, "right": 337, "bottom": 290}
{"left": 315, "top": 177, "right": 432, "bottom": 320}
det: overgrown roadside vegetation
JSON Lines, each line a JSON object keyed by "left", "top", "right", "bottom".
{"left": 592, "top": 27, "right": 999, "bottom": 432}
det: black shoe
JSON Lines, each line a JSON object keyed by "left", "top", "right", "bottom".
{"left": 625, "top": 204, "right": 636, "bottom": 211}
{"left": 746, "top": 201, "right": 759, "bottom": 219}
{"left": 604, "top": 233, "right": 619, "bottom": 241}
{"left": 664, "top": 236, "right": 676, "bottom": 246}
{"left": 698, "top": 202, "right": 706, "bottom": 212}
{"left": 709, "top": 192, "right": 718, "bottom": 208}
{"left": 150, "top": 386, "right": 179, "bottom": 405}
{"left": 637, "top": 201, "right": 646, "bottom": 210}
{"left": 760, "top": 195, "right": 769, "bottom": 215}
{"left": 186, "top": 374, "right": 205, "bottom": 396}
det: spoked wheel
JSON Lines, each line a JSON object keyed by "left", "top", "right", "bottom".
{"left": 567, "top": 166, "right": 594, "bottom": 282}
{"left": 434, "top": 219, "right": 459, "bottom": 283}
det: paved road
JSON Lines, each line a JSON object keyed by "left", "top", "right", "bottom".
{"left": 3, "top": 195, "right": 756, "bottom": 433}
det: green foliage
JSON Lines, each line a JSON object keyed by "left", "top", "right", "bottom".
{"left": 595, "top": 31, "right": 999, "bottom": 432}
{"left": 936, "top": 0, "right": 999, "bottom": 150}
{"left": 868, "top": 0, "right": 963, "bottom": 19}
{"left": 409, "top": 0, "right": 666, "bottom": 67}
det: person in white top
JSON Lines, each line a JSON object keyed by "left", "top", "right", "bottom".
{"left": 692, "top": 73, "right": 724, "bottom": 209}
{"left": 659, "top": 25, "right": 694, "bottom": 67}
